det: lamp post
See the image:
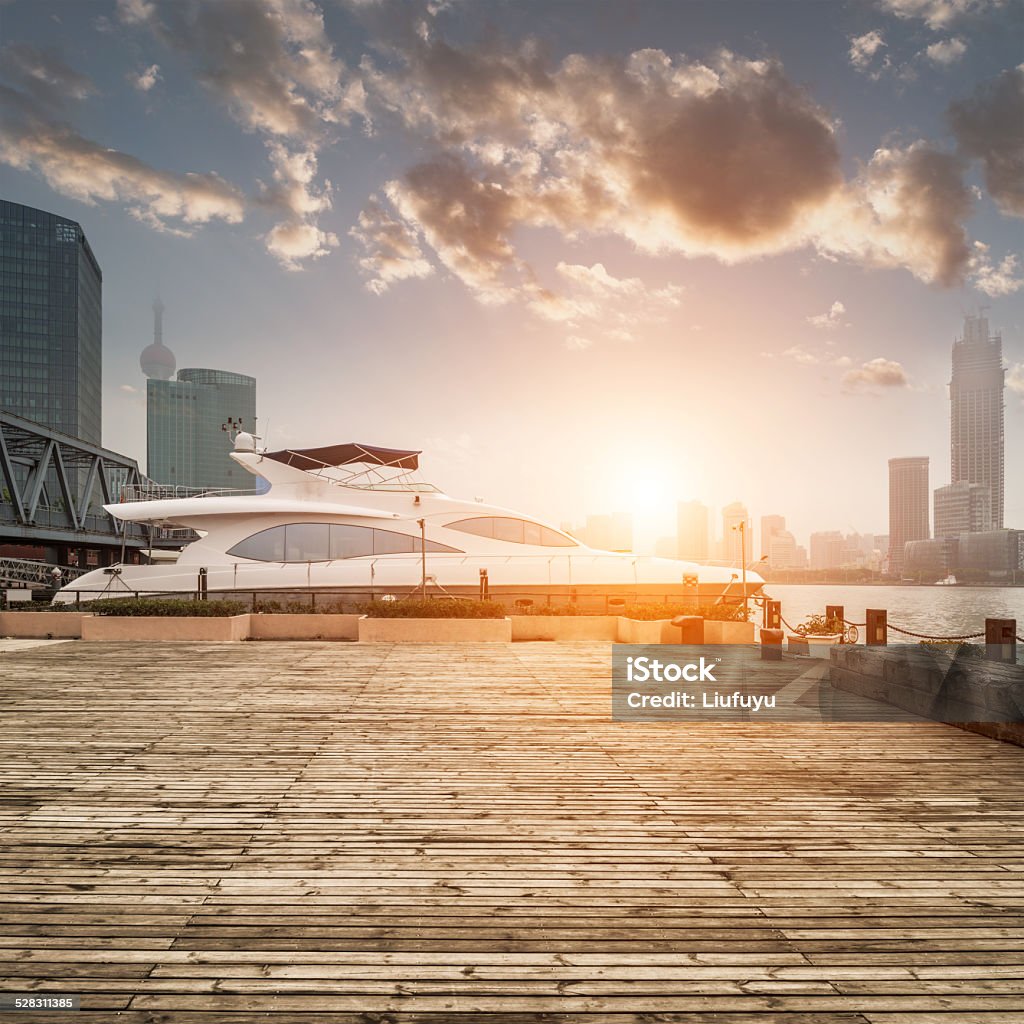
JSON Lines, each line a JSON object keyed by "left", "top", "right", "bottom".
{"left": 732, "top": 520, "right": 748, "bottom": 618}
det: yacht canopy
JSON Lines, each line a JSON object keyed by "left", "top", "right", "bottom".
{"left": 262, "top": 443, "right": 420, "bottom": 471}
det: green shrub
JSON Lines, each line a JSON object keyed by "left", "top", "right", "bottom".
{"left": 91, "top": 598, "right": 247, "bottom": 617}
{"left": 623, "top": 602, "right": 751, "bottom": 622}
{"left": 251, "top": 599, "right": 349, "bottom": 614}
{"left": 357, "top": 599, "right": 506, "bottom": 619}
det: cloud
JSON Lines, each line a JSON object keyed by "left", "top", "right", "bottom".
{"left": 565, "top": 335, "right": 593, "bottom": 351}
{"left": 783, "top": 345, "right": 821, "bottom": 365}
{"left": 0, "top": 43, "right": 96, "bottom": 105}
{"left": 969, "top": 242, "right": 1024, "bottom": 296}
{"left": 813, "top": 140, "right": 972, "bottom": 286}
{"left": 842, "top": 357, "right": 910, "bottom": 390}
{"left": 0, "top": 85, "right": 246, "bottom": 232}
{"left": 925, "top": 37, "right": 967, "bottom": 64}
{"left": 807, "top": 300, "right": 848, "bottom": 329}
{"left": 878, "top": 0, "right": 1004, "bottom": 29}
{"left": 354, "top": 20, "right": 986, "bottom": 307}
{"left": 948, "top": 66, "right": 1024, "bottom": 218}
{"left": 849, "top": 31, "right": 887, "bottom": 73}
{"left": 349, "top": 197, "right": 434, "bottom": 294}
{"left": 118, "top": 0, "right": 359, "bottom": 267}
{"left": 131, "top": 63, "right": 161, "bottom": 92}
{"left": 119, "top": 384, "right": 140, "bottom": 394}
{"left": 1008, "top": 363, "right": 1024, "bottom": 398}
{"left": 357, "top": 45, "right": 844, "bottom": 298}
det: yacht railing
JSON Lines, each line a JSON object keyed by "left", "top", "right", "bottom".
{"left": 118, "top": 484, "right": 256, "bottom": 502}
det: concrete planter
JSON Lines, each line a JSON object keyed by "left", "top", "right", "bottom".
{"left": 248, "top": 613, "right": 360, "bottom": 641}
{"left": 804, "top": 634, "right": 842, "bottom": 658}
{"left": 81, "top": 614, "right": 250, "bottom": 642}
{"left": 0, "top": 611, "right": 90, "bottom": 639}
{"left": 358, "top": 616, "right": 511, "bottom": 643}
{"left": 704, "top": 620, "right": 756, "bottom": 644}
{"left": 511, "top": 615, "right": 619, "bottom": 641}
{"left": 617, "top": 618, "right": 678, "bottom": 644}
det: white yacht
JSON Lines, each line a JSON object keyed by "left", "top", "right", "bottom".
{"left": 54, "top": 434, "right": 764, "bottom": 607}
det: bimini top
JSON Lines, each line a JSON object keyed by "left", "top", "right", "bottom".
{"left": 262, "top": 443, "right": 420, "bottom": 472}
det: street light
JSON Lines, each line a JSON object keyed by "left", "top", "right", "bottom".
{"left": 732, "top": 520, "right": 749, "bottom": 618}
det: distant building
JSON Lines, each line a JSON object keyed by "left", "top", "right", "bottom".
{"left": 810, "top": 530, "right": 844, "bottom": 570}
{"left": 0, "top": 200, "right": 102, "bottom": 445}
{"left": 767, "top": 529, "right": 806, "bottom": 569}
{"left": 904, "top": 538, "right": 957, "bottom": 578}
{"left": 147, "top": 368, "right": 257, "bottom": 490}
{"left": 950, "top": 314, "right": 1005, "bottom": 528}
{"left": 574, "top": 512, "right": 632, "bottom": 552}
{"left": 934, "top": 482, "right": 992, "bottom": 539}
{"left": 888, "top": 457, "right": 929, "bottom": 577}
{"left": 760, "top": 514, "right": 786, "bottom": 559}
{"left": 676, "top": 500, "right": 709, "bottom": 562}
{"left": 720, "top": 501, "right": 750, "bottom": 564}
{"left": 958, "top": 529, "right": 1024, "bottom": 577}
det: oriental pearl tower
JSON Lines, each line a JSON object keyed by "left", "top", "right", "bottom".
{"left": 139, "top": 297, "right": 176, "bottom": 380}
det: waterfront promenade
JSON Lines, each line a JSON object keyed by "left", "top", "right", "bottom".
{"left": 1, "top": 640, "right": 1023, "bottom": 1022}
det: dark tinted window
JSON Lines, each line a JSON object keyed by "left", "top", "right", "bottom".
{"left": 286, "top": 523, "right": 329, "bottom": 562}
{"left": 447, "top": 517, "right": 576, "bottom": 547}
{"left": 228, "top": 525, "right": 285, "bottom": 561}
{"left": 229, "top": 523, "right": 461, "bottom": 562}
{"left": 330, "top": 524, "right": 374, "bottom": 559}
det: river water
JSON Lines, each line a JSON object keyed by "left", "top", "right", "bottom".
{"left": 766, "top": 584, "right": 1024, "bottom": 641}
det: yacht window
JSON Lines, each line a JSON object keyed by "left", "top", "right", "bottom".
{"left": 286, "top": 523, "right": 330, "bottom": 562}
{"left": 229, "top": 523, "right": 461, "bottom": 562}
{"left": 447, "top": 517, "right": 493, "bottom": 538}
{"left": 446, "top": 517, "right": 576, "bottom": 547}
{"left": 492, "top": 517, "right": 525, "bottom": 543}
{"left": 372, "top": 530, "right": 417, "bottom": 555}
{"left": 229, "top": 525, "right": 286, "bottom": 561}
{"left": 329, "top": 524, "right": 375, "bottom": 559}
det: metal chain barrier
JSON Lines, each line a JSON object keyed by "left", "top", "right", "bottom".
{"left": 886, "top": 623, "right": 985, "bottom": 641}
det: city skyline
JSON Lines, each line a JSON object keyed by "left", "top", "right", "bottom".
{"left": 1, "top": 0, "right": 1023, "bottom": 546}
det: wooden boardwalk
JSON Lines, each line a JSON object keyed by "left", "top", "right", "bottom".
{"left": 1, "top": 640, "right": 1023, "bottom": 1023}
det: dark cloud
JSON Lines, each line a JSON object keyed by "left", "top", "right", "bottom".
{"left": 949, "top": 66, "right": 1024, "bottom": 217}
{"left": 0, "top": 43, "right": 96, "bottom": 106}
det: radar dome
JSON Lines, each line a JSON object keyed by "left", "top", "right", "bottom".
{"left": 233, "top": 431, "right": 256, "bottom": 452}
{"left": 140, "top": 342, "right": 176, "bottom": 380}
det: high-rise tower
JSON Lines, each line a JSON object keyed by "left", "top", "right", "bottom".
{"left": 140, "top": 297, "right": 176, "bottom": 381}
{"left": 0, "top": 200, "right": 102, "bottom": 444}
{"left": 950, "top": 314, "right": 1005, "bottom": 528}
{"left": 888, "top": 457, "right": 930, "bottom": 576}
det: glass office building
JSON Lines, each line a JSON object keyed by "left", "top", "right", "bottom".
{"left": 0, "top": 200, "right": 102, "bottom": 445}
{"left": 147, "top": 368, "right": 257, "bottom": 490}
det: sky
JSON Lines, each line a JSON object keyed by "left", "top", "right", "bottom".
{"left": 1, "top": 0, "right": 1023, "bottom": 554}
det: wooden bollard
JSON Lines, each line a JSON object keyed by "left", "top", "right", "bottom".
{"left": 760, "top": 627, "right": 783, "bottom": 660}
{"left": 826, "top": 604, "right": 844, "bottom": 628}
{"left": 866, "top": 609, "right": 887, "bottom": 645}
{"left": 985, "top": 618, "right": 1017, "bottom": 664}
{"left": 764, "top": 600, "right": 781, "bottom": 630}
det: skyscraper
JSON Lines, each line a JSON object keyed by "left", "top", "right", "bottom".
{"left": 760, "top": 514, "right": 785, "bottom": 559}
{"left": 888, "top": 457, "right": 929, "bottom": 576}
{"left": 0, "top": 200, "right": 102, "bottom": 444}
{"left": 720, "top": 501, "right": 750, "bottom": 564}
{"left": 950, "top": 314, "right": 1004, "bottom": 527}
{"left": 676, "top": 500, "right": 709, "bottom": 562}
{"left": 934, "top": 482, "right": 992, "bottom": 539}
{"left": 147, "top": 368, "right": 257, "bottom": 490}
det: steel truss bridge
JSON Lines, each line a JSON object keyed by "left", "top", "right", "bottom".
{"left": 0, "top": 410, "right": 152, "bottom": 554}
